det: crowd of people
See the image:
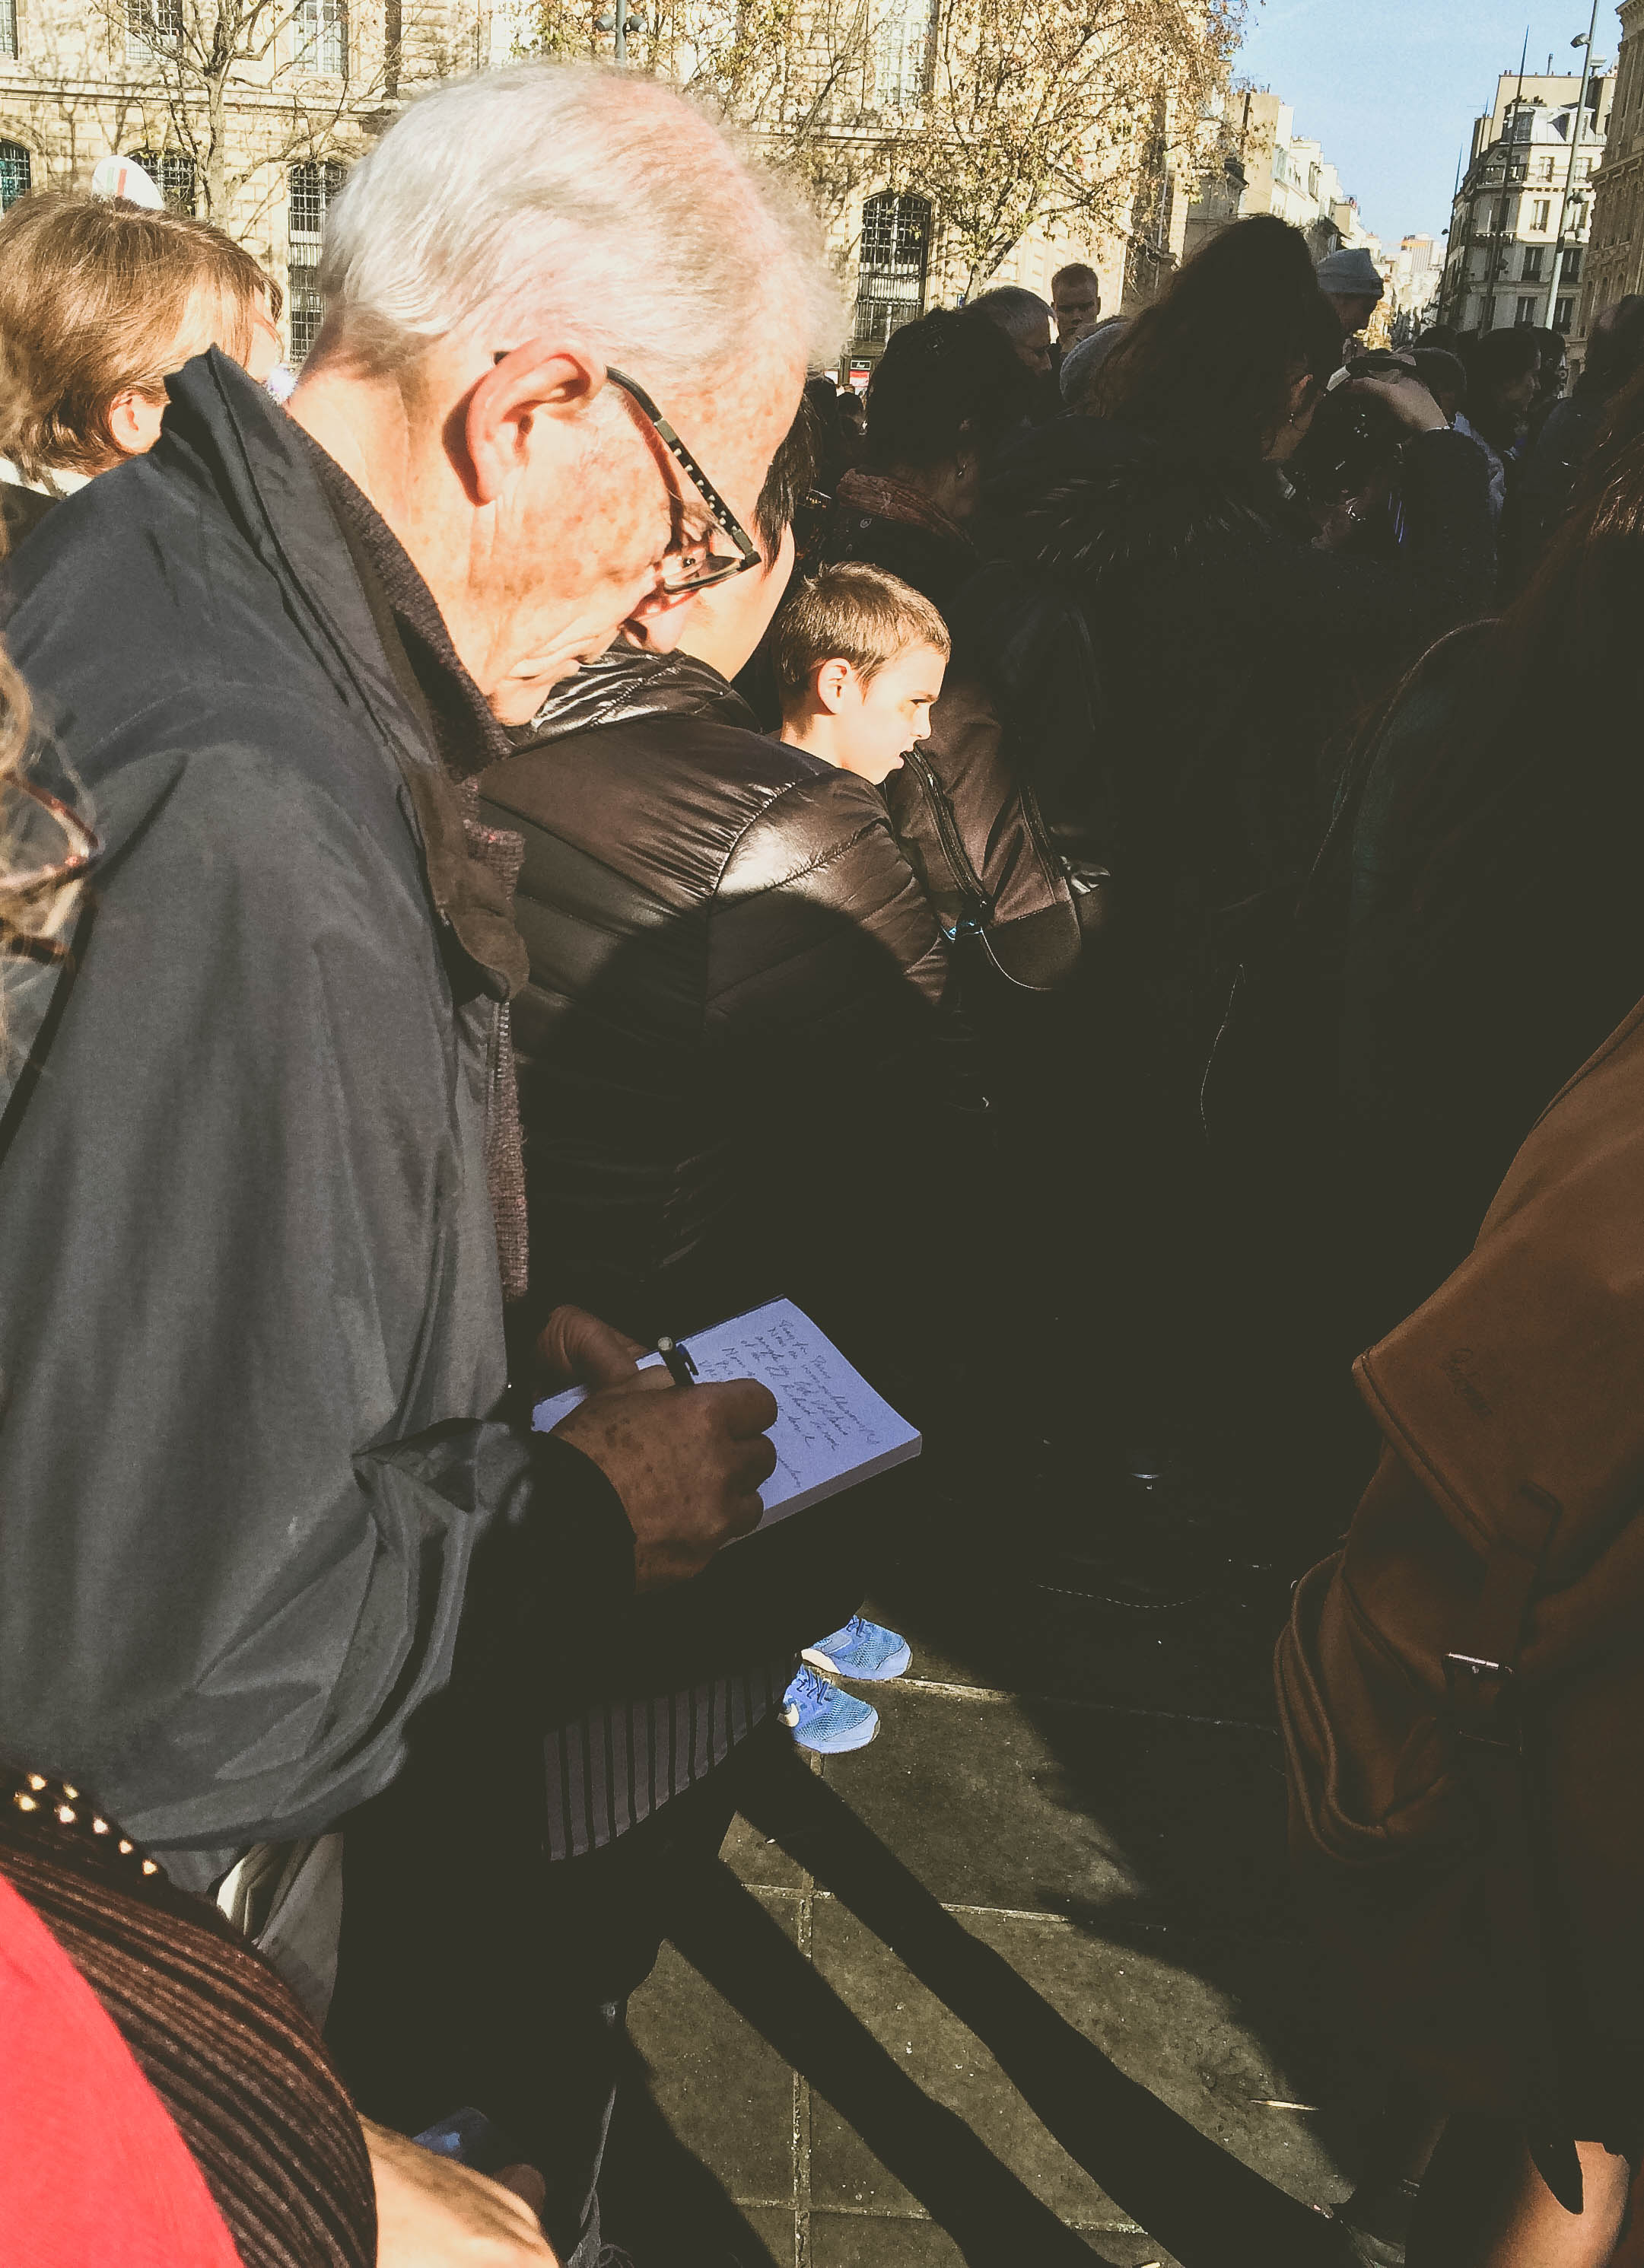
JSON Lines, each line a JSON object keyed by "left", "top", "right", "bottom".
{"left": 4, "top": 54, "right": 1644, "bottom": 2268}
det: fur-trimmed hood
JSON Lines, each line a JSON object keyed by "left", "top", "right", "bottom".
{"left": 984, "top": 416, "right": 1289, "bottom": 590}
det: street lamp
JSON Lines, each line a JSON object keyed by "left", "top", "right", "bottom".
{"left": 595, "top": 0, "right": 629, "bottom": 61}
{"left": 1544, "top": 0, "right": 1603, "bottom": 332}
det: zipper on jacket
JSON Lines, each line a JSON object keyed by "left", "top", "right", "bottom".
{"left": 901, "top": 747, "right": 994, "bottom": 928}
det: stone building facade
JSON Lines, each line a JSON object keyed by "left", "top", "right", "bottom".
{"left": 0, "top": 0, "right": 1198, "bottom": 370}
{"left": 1580, "top": 0, "right": 1644, "bottom": 338}
{"left": 0, "top": 0, "right": 491, "bottom": 356}
{"left": 1437, "top": 69, "right": 1612, "bottom": 337}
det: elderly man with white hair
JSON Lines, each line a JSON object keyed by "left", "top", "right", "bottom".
{"left": 0, "top": 59, "right": 841, "bottom": 2257}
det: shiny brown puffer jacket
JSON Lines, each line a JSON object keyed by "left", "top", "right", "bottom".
{"left": 1278, "top": 991, "right": 1644, "bottom": 2179}
{"left": 478, "top": 646, "right": 952, "bottom": 1341}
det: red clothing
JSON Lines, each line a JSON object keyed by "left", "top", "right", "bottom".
{"left": 0, "top": 1871, "right": 242, "bottom": 2266}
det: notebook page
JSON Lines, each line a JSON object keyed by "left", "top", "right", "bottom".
{"left": 532, "top": 1297, "right": 921, "bottom": 1528}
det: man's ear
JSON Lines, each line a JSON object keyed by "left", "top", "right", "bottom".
{"left": 462, "top": 339, "right": 608, "bottom": 505}
{"left": 812, "top": 657, "right": 854, "bottom": 715}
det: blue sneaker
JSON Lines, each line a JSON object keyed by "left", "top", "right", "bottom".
{"left": 780, "top": 1665, "right": 879, "bottom": 1754}
{"left": 802, "top": 1615, "right": 912, "bottom": 1683}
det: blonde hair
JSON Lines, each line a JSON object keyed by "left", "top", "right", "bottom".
{"left": 771, "top": 562, "right": 951, "bottom": 705}
{"left": 0, "top": 192, "right": 281, "bottom": 479}
{"left": 1, "top": 336, "right": 87, "bottom": 1019}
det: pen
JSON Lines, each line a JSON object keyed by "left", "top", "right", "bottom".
{"left": 655, "top": 1334, "right": 698, "bottom": 1389}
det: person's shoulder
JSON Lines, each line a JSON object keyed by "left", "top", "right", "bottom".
{"left": 482, "top": 711, "right": 828, "bottom": 919}
{"left": 718, "top": 764, "right": 901, "bottom": 901}
{"left": 488, "top": 711, "right": 816, "bottom": 841}
{"left": 4, "top": 448, "right": 326, "bottom": 736}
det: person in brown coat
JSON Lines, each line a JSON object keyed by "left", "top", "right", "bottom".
{"left": 1280, "top": 988, "right": 1644, "bottom": 2264}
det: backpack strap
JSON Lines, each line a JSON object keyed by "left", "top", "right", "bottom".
{"left": 1445, "top": 1486, "right": 1582, "bottom": 2211}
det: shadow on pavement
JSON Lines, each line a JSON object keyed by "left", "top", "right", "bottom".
{"left": 666, "top": 1856, "right": 1120, "bottom": 2265}
{"left": 735, "top": 1758, "right": 1341, "bottom": 2268}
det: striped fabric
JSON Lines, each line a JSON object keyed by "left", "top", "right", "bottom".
{"left": 544, "top": 1659, "right": 796, "bottom": 1861}
{"left": 0, "top": 1794, "right": 375, "bottom": 2268}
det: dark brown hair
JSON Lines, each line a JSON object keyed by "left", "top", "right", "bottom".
{"left": 862, "top": 308, "right": 1031, "bottom": 474}
{"left": 1089, "top": 215, "right": 1341, "bottom": 466}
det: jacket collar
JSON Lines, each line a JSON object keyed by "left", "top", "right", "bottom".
{"left": 517, "top": 643, "right": 758, "bottom": 746}
{"left": 161, "top": 350, "right": 526, "bottom": 1000}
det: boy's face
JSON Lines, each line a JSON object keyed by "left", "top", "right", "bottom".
{"left": 830, "top": 642, "right": 947, "bottom": 783}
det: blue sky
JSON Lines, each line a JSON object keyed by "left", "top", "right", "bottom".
{"left": 1235, "top": 0, "right": 1625, "bottom": 247}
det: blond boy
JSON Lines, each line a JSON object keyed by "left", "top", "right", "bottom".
{"left": 772, "top": 561, "right": 951, "bottom": 784}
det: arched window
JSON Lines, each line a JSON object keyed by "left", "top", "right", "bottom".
{"left": 125, "top": 148, "right": 197, "bottom": 213}
{"left": 287, "top": 160, "right": 346, "bottom": 361}
{"left": 853, "top": 192, "right": 930, "bottom": 349}
{"left": 0, "top": 140, "right": 30, "bottom": 212}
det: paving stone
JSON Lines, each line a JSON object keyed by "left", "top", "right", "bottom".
{"left": 806, "top": 2212, "right": 1183, "bottom": 2266}
{"left": 799, "top": 1681, "right": 1294, "bottom": 1936}
{"left": 624, "top": 1893, "right": 799, "bottom": 2210}
{"left": 721, "top": 1805, "right": 813, "bottom": 1891}
{"left": 720, "top": 2206, "right": 796, "bottom": 2266}
{"left": 805, "top": 1901, "right": 1354, "bottom": 2242}
{"left": 859, "top": 1564, "right": 1284, "bottom": 1727}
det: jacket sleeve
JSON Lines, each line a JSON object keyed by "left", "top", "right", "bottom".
{"left": 0, "top": 708, "right": 633, "bottom": 1864}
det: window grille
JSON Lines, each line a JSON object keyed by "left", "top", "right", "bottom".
{"left": 126, "top": 147, "right": 196, "bottom": 212}
{"left": 288, "top": 161, "right": 344, "bottom": 359}
{"left": 853, "top": 192, "right": 930, "bottom": 348}
{"left": 288, "top": 156, "right": 344, "bottom": 237}
{"left": 126, "top": 0, "right": 183, "bottom": 59}
{"left": 295, "top": 0, "right": 345, "bottom": 75}
{"left": 0, "top": 138, "right": 29, "bottom": 209}
{"left": 874, "top": 0, "right": 932, "bottom": 107}
{"left": 0, "top": 0, "right": 16, "bottom": 59}
{"left": 288, "top": 250, "right": 323, "bottom": 361}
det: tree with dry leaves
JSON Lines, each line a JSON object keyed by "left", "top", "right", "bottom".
{"left": 898, "top": 0, "right": 1242, "bottom": 297}
{"left": 522, "top": 0, "right": 1238, "bottom": 297}
{"left": 521, "top": 0, "right": 892, "bottom": 243}
{"left": 94, "top": 0, "right": 475, "bottom": 231}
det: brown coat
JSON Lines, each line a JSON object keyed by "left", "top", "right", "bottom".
{"left": 1278, "top": 990, "right": 1644, "bottom": 2144}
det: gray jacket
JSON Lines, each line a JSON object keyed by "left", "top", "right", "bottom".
{"left": 0, "top": 352, "right": 632, "bottom": 1878}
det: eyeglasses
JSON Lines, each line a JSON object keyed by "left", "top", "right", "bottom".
{"left": 605, "top": 366, "right": 762, "bottom": 598}
{"left": 2, "top": 781, "right": 100, "bottom": 951}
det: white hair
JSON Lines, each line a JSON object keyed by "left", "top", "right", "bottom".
{"left": 315, "top": 63, "right": 845, "bottom": 389}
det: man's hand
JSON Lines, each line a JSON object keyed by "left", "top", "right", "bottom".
{"left": 362, "top": 2118, "right": 558, "bottom": 2265}
{"left": 536, "top": 1303, "right": 647, "bottom": 1390}
{"left": 552, "top": 1369, "right": 778, "bottom": 1589}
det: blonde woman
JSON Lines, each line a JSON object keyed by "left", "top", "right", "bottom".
{"left": 0, "top": 191, "right": 282, "bottom": 538}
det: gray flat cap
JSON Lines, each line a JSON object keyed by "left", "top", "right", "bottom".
{"left": 1315, "top": 246, "right": 1385, "bottom": 301}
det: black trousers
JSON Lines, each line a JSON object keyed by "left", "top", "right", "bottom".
{"left": 328, "top": 1719, "right": 783, "bottom": 2263}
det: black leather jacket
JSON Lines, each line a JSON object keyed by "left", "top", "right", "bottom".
{"left": 479, "top": 647, "right": 949, "bottom": 1340}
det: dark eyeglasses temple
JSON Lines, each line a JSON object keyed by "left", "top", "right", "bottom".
{"left": 607, "top": 365, "right": 759, "bottom": 564}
